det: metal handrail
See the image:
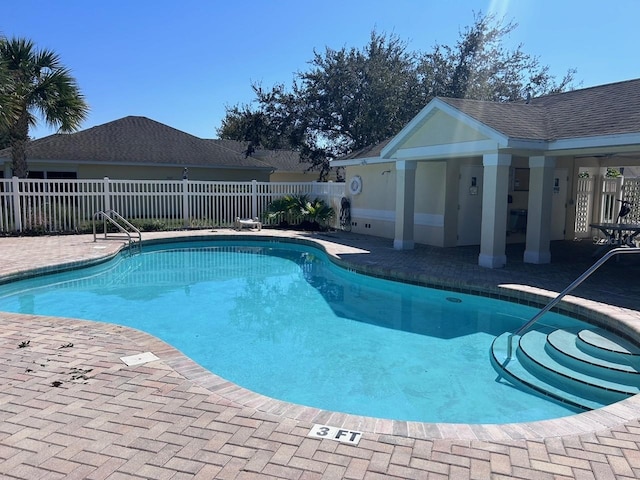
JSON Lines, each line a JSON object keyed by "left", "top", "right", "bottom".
{"left": 93, "top": 209, "right": 141, "bottom": 252}
{"left": 506, "top": 246, "right": 640, "bottom": 358}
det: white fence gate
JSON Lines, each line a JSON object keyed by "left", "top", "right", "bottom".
{"left": 0, "top": 177, "right": 345, "bottom": 233}
{"left": 574, "top": 175, "right": 640, "bottom": 240}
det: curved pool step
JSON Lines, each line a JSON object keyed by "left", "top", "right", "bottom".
{"left": 578, "top": 328, "right": 640, "bottom": 363}
{"left": 491, "top": 332, "right": 603, "bottom": 411}
{"left": 518, "top": 330, "right": 637, "bottom": 401}
{"left": 546, "top": 328, "right": 640, "bottom": 385}
{"left": 491, "top": 327, "right": 640, "bottom": 411}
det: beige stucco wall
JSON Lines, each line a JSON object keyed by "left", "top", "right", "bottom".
{"left": 0, "top": 159, "right": 271, "bottom": 182}
{"left": 345, "top": 163, "right": 396, "bottom": 238}
{"left": 402, "top": 110, "right": 488, "bottom": 148}
{"left": 0, "top": 158, "right": 343, "bottom": 184}
{"left": 76, "top": 165, "right": 271, "bottom": 182}
{"left": 345, "top": 160, "right": 454, "bottom": 245}
{"left": 413, "top": 161, "right": 449, "bottom": 246}
{"left": 270, "top": 171, "right": 325, "bottom": 182}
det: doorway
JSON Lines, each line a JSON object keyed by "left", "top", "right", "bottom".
{"left": 551, "top": 168, "right": 568, "bottom": 240}
{"left": 457, "top": 165, "right": 483, "bottom": 246}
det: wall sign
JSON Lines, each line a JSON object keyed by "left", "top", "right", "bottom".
{"left": 308, "top": 424, "right": 363, "bottom": 445}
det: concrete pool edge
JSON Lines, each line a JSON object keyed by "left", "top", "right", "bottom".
{"left": 1, "top": 230, "right": 640, "bottom": 441}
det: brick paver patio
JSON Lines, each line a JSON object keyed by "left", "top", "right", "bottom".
{"left": 0, "top": 230, "right": 639, "bottom": 479}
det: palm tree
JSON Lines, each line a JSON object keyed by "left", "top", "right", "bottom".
{"left": 0, "top": 44, "right": 17, "bottom": 140}
{"left": 0, "top": 37, "right": 89, "bottom": 177}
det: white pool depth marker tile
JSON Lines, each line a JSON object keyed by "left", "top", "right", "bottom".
{"left": 308, "top": 424, "right": 363, "bottom": 445}
{"left": 120, "top": 352, "right": 159, "bottom": 366}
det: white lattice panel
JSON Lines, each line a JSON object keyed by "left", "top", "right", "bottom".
{"left": 574, "top": 177, "right": 593, "bottom": 235}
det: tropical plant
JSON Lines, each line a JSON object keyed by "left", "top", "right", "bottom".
{"left": 263, "top": 194, "right": 309, "bottom": 223}
{"left": 302, "top": 198, "right": 335, "bottom": 228}
{"left": 0, "top": 37, "right": 89, "bottom": 177}
{"left": 263, "top": 194, "right": 334, "bottom": 230}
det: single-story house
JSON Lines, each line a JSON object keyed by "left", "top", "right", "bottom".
{"left": 332, "top": 78, "right": 640, "bottom": 268}
{"left": 0, "top": 116, "right": 324, "bottom": 182}
{"left": 211, "top": 138, "right": 333, "bottom": 182}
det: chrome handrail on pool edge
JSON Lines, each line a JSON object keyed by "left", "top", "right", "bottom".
{"left": 93, "top": 209, "right": 142, "bottom": 253}
{"left": 506, "top": 246, "right": 640, "bottom": 359}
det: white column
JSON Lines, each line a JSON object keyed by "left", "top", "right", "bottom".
{"left": 393, "top": 160, "right": 417, "bottom": 250}
{"left": 524, "top": 156, "right": 556, "bottom": 264}
{"left": 478, "top": 153, "right": 511, "bottom": 268}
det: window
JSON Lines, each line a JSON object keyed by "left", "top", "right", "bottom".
{"left": 47, "top": 171, "right": 78, "bottom": 179}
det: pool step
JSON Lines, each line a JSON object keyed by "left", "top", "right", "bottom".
{"left": 578, "top": 329, "right": 640, "bottom": 363}
{"left": 546, "top": 328, "right": 640, "bottom": 385}
{"left": 491, "top": 327, "right": 640, "bottom": 411}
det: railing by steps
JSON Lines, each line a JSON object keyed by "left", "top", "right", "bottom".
{"left": 506, "top": 246, "right": 640, "bottom": 359}
{"left": 93, "top": 209, "right": 141, "bottom": 253}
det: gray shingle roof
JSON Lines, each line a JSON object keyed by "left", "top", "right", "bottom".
{"left": 440, "top": 78, "right": 640, "bottom": 141}
{"left": 0, "top": 116, "right": 272, "bottom": 169}
{"left": 207, "top": 139, "right": 312, "bottom": 172}
{"left": 438, "top": 98, "right": 550, "bottom": 139}
{"left": 339, "top": 138, "right": 393, "bottom": 160}
{"left": 341, "top": 78, "right": 640, "bottom": 160}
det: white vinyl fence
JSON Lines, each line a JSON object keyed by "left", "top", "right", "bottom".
{"left": 0, "top": 177, "right": 345, "bottom": 233}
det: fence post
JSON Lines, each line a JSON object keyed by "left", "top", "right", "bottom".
{"left": 182, "top": 178, "right": 190, "bottom": 228}
{"left": 11, "top": 176, "right": 22, "bottom": 232}
{"left": 251, "top": 180, "right": 258, "bottom": 219}
{"left": 102, "top": 177, "right": 111, "bottom": 212}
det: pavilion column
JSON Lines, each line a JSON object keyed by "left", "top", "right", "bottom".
{"left": 393, "top": 160, "right": 417, "bottom": 250}
{"left": 524, "top": 156, "right": 556, "bottom": 264}
{"left": 478, "top": 153, "right": 511, "bottom": 268}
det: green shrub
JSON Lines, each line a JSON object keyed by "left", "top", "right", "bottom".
{"left": 263, "top": 194, "right": 334, "bottom": 230}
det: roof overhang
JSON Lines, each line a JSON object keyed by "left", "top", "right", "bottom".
{"left": 331, "top": 156, "right": 392, "bottom": 167}
{"left": 546, "top": 132, "right": 640, "bottom": 156}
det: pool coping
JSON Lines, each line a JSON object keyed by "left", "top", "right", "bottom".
{"left": 2, "top": 231, "right": 640, "bottom": 441}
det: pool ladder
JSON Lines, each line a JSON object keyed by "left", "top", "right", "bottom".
{"left": 506, "top": 246, "right": 640, "bottom": 359}
{"left": 93, "top": 209, "right": 142, "bottom": 253}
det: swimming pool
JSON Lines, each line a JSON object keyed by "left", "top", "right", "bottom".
{"left": 0, "top": 240, "right": 600, "bottom": 424}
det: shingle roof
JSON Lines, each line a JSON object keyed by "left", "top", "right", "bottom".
{"left": 207, "top": 139, "right": 312, "bottom": 172}
{"left": 440, "top": 78, "right": 640, "bottom": 141}
{"left": 0, "top": 116, "right": 272, "bottom": 169}
{"left": 339, "top": 138, "right": 393, "bottom": 160}
{"left": 438, "top": 98, "right": 550, "bottom": 139}
{"left": 340, "top": 78, "right": 640, "bottom": 160}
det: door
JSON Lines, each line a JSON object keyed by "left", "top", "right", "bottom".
{"left": 551, "top": 168, "right": 568, "bottom": 240}
{"left": 457, "top": 165, "right": 483, "bottom": 246}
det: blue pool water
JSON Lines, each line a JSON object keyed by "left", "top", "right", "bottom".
{"left": 0, "top": 240, "right": 589, "bottom": 424}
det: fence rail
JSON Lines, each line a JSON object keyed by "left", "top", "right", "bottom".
{"left": 0, "top": 177, "right": 345, "bottom": 233}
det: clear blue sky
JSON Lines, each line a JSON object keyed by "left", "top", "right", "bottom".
{"left": 3, "top": 0, "right": 639, "bottom": 140}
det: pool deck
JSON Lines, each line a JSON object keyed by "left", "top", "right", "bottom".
{"left": 1, "top": 229, "right": 640, "bottom": 479}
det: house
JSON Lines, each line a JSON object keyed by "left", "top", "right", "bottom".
{"left": 211, "top": 139, "right": 333, "bottom": 182}
{"left": 332, "top": 78, "right": 640, "bottom": 268}
{"left": 0, "top": 116, "right": 324, "bottom": 182}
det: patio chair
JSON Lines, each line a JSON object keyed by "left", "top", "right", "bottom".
{"left": 234, "top": 217, "right": 262, "bottom": 231}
